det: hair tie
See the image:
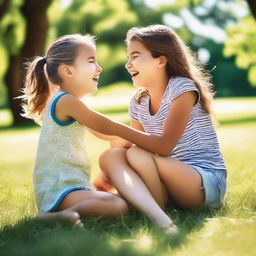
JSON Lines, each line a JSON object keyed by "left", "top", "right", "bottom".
{"left": 41, "top": 56, "right": 47, "bottom": 64}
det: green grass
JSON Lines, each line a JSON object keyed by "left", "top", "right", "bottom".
{"left": 0, "top": 84, "right": 256, "bottom": 256}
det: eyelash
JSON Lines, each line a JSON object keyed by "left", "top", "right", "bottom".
{"left": 127, "top": 56, "right": 138, "bottom": 61}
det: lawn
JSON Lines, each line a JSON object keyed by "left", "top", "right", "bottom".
{"left": 0, "top": 83, "right": 256, "bottom": 256}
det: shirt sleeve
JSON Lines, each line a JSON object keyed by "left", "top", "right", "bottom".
{"left": 128, "top": 93, "right": 140, "bottom": 121}
{"left": 169, "top": 77, "right": 200, "bottom": 105}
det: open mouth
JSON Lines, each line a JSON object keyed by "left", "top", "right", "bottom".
{"left": 92, "top": 77, "right": 99, "bottom": 82}
{"left": 131, "top": 72, "right": 139, "bottom": 78}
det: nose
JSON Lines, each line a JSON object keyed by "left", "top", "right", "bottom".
{"left": 125, "top": 60, "right": 132, "bottom": 70}
{"left": 97, "top": 63, "right": 103, "bottom": 73}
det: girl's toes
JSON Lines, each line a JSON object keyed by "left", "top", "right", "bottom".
{"left": 72, "top": 219, "right": 84, "bottom": 229}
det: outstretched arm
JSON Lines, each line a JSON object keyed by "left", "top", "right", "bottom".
{"left": 58, "top": 92, "right": 196, "bottom": 156}
{"left": 110, "top": 119, "right": 144, "bottom": 148}
{"left": 87, "top": 127, "right": 118, "bottom": 141}
{"left": 88, "top": 127, "right": 132, "bottom": 148}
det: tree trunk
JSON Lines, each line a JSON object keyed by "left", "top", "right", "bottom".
{"left": 0, "top": 0, "right": 10, "bottom": 19}
{"left": 246, "top": 0, "right": 256, "bottom": 19}
{"left": 4, "top": 0, "right": 52, "bottom": 126}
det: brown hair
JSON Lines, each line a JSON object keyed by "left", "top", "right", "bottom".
{"left": 19, "top": 34, "right": 95, "bottom": 124}
{"left": 125, "top": 25, "right": 215, "bottom": 118}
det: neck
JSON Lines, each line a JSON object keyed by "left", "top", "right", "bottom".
{"left": 60, "top": 81, "right": 82, "bottom": 98}
{"left": 146, "top": 72, "right": 169, "bottom": 102}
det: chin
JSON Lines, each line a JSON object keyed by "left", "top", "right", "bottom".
{"left": 89, "top": 87, "right": 97, "bottom": 94}
{"left": 133, "top": 81, "right": 144, "bottom": 88}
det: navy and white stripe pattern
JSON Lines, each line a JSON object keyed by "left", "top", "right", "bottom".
{"left": 129, "top": 76, "right": 226, "bottom": 171}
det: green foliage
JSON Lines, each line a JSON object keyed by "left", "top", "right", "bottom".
{"left": 224, "top": 16, "right": 256, "bottom": 86}
{"left": 0, "top": 0, "right": 26, "bottom": 108}
{"left": 0, "top": 0, "right": 25, "bottom": 57}
{"left": 47, "top": 0, "right": 139, "bottom": 85}
{"left": 1, "top": 0, "right": 256, "bottom": 112}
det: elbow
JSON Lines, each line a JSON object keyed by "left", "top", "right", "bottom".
{"left": 157, "top": 150, "right": 171, "bottom": 157}
{"left": 161, "top": 152, "right": 171, "bottom": 157}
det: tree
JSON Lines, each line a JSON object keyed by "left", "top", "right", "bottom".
{"left": 224, "top": 16, "right": 256, "bottom": 86}
{"left": 0, "top": 0, "right": 10, "bottom": 19}
{"left": 53, "top": 0, "right": 139, "bottom": 85}
{"left": 1, "top": 0, "right": 52, "bottom": 125}
{"left": 223, "top": 0, "right": 256, "bottom": 86}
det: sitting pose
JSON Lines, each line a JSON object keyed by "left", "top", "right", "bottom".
{"left": 94, "top": 25, "right": 227, "bottom": 234}
{"left": 20, "top": 34, "right": 129, "bottom": 227}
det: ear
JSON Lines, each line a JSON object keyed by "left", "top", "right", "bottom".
{"left": 58, "top": 64, "right": 76, "bottom": 80}
{"left": 158, "top": 55, "right": 168, "bottom": 68}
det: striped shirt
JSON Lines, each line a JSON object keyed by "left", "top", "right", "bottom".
{"left": 129, "top": 76, "right": 226, "bottom": 171}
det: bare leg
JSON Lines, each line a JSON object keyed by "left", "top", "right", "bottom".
{"left": 35, "top": 190, "right": 128, "bottom": 227}
{"left": 127, "top": 146, "right": 204, "bottom": 209}
{"left": 99, "top": 148, "right": 174, "bottom": 229}
{"left": 35, "top": 210, "right": 84, "bottom": 227}
{"left": 57, "top": 190, "right": 128, "bottom": 217}
{"left": 153, "top": 154, "right": 204, "bottom": 208}
{"left": 126, "top": 146, "right": 168, "bottom": 208}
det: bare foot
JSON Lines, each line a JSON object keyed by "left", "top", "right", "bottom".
{"left": 36, "top": 210, "right": 84, "bottom": 228}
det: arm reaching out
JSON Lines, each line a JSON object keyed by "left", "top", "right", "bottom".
{"left": 88, "top": 128, "right": 132, "bottom": 148}
{"left": 57, "top": 92, "right": 196, "bottom": 156}
{"left": 87, "top": 127, "right": 118, "bottom": 141}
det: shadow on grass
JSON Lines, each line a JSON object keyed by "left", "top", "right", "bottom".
{"left": 161, "top": 205, "right": 223, "bottom": 249}
{"left": 0, "top": 206, "right": 225, "bottom": 256}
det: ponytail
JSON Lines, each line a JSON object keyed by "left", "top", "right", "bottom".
{"left": 18, "top": 34, "right": 96, "bottom": 124}
{"left": 19, "top": 56, "right": 50, "bottom": 124}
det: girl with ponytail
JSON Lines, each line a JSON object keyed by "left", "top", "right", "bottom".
{"left": 20, "top": 34, "right": 129, "bottom": 227}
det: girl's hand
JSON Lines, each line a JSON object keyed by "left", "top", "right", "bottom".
{"left": 92, "top": 171, "right": 115, "bottom": 192}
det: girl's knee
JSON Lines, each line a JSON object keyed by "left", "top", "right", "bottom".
{"left": 126, "top": 146, "right": 153, "bottom": 166}
{"left": 99, "top": 149, "right": 114, "bottom": 169}
{"left": 99, "top": 148, "right": 127, "bottom": 171}
{"left": 126, "top": 146, "right": 142, "bottom": 162}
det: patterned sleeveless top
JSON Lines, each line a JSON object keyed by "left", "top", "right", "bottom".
{"left": 33, "top": 91, "right": 92, "bottom": 214}
{"left": 129, "top": 76, "right": 226, "bottom": 171}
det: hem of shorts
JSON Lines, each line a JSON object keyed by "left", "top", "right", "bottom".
{"left": 189, "top": 164, "right": 227, "bottom": 172}
{"left": 42, "top": 186, "right": 91, "bottom": 214}
{"left": 190, "top": 165, "right": 222, "bottom": 208}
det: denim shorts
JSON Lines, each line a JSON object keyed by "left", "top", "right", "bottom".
{"left": 191, "top": 165, "right": 227, "bottom": 208}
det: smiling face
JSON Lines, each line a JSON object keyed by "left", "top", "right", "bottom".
{"left": 125, "top": 40, "right": 164, "bottom": 89}
{"left": 71, "top": 43, "right": 102, "bottom": 96}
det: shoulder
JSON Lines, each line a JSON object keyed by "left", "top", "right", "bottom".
{"left": 54, "top": 92, "right": 89, "bottom": 117}
{"left": 57, "top": 92, "right": 78, "bottom": 104}
{"left": 168, "top": 76, "right": 197, "bottom": 91}
{"left": 50, "top": 92, "right": 79, "bottom": 125}
{"left": 166, "top": 76, "right": 199, "bottom": 103}
{"left": 56, "top": 93, "right": 85, "bottom": 112}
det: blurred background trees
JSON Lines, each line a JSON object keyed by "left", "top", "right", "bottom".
{"left": 0, "top": 0, "right": 255, "bottom": 125}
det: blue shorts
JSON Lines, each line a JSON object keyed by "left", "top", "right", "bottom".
{"left": 191, "top": 165, "right": 227, "bottom": 208}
